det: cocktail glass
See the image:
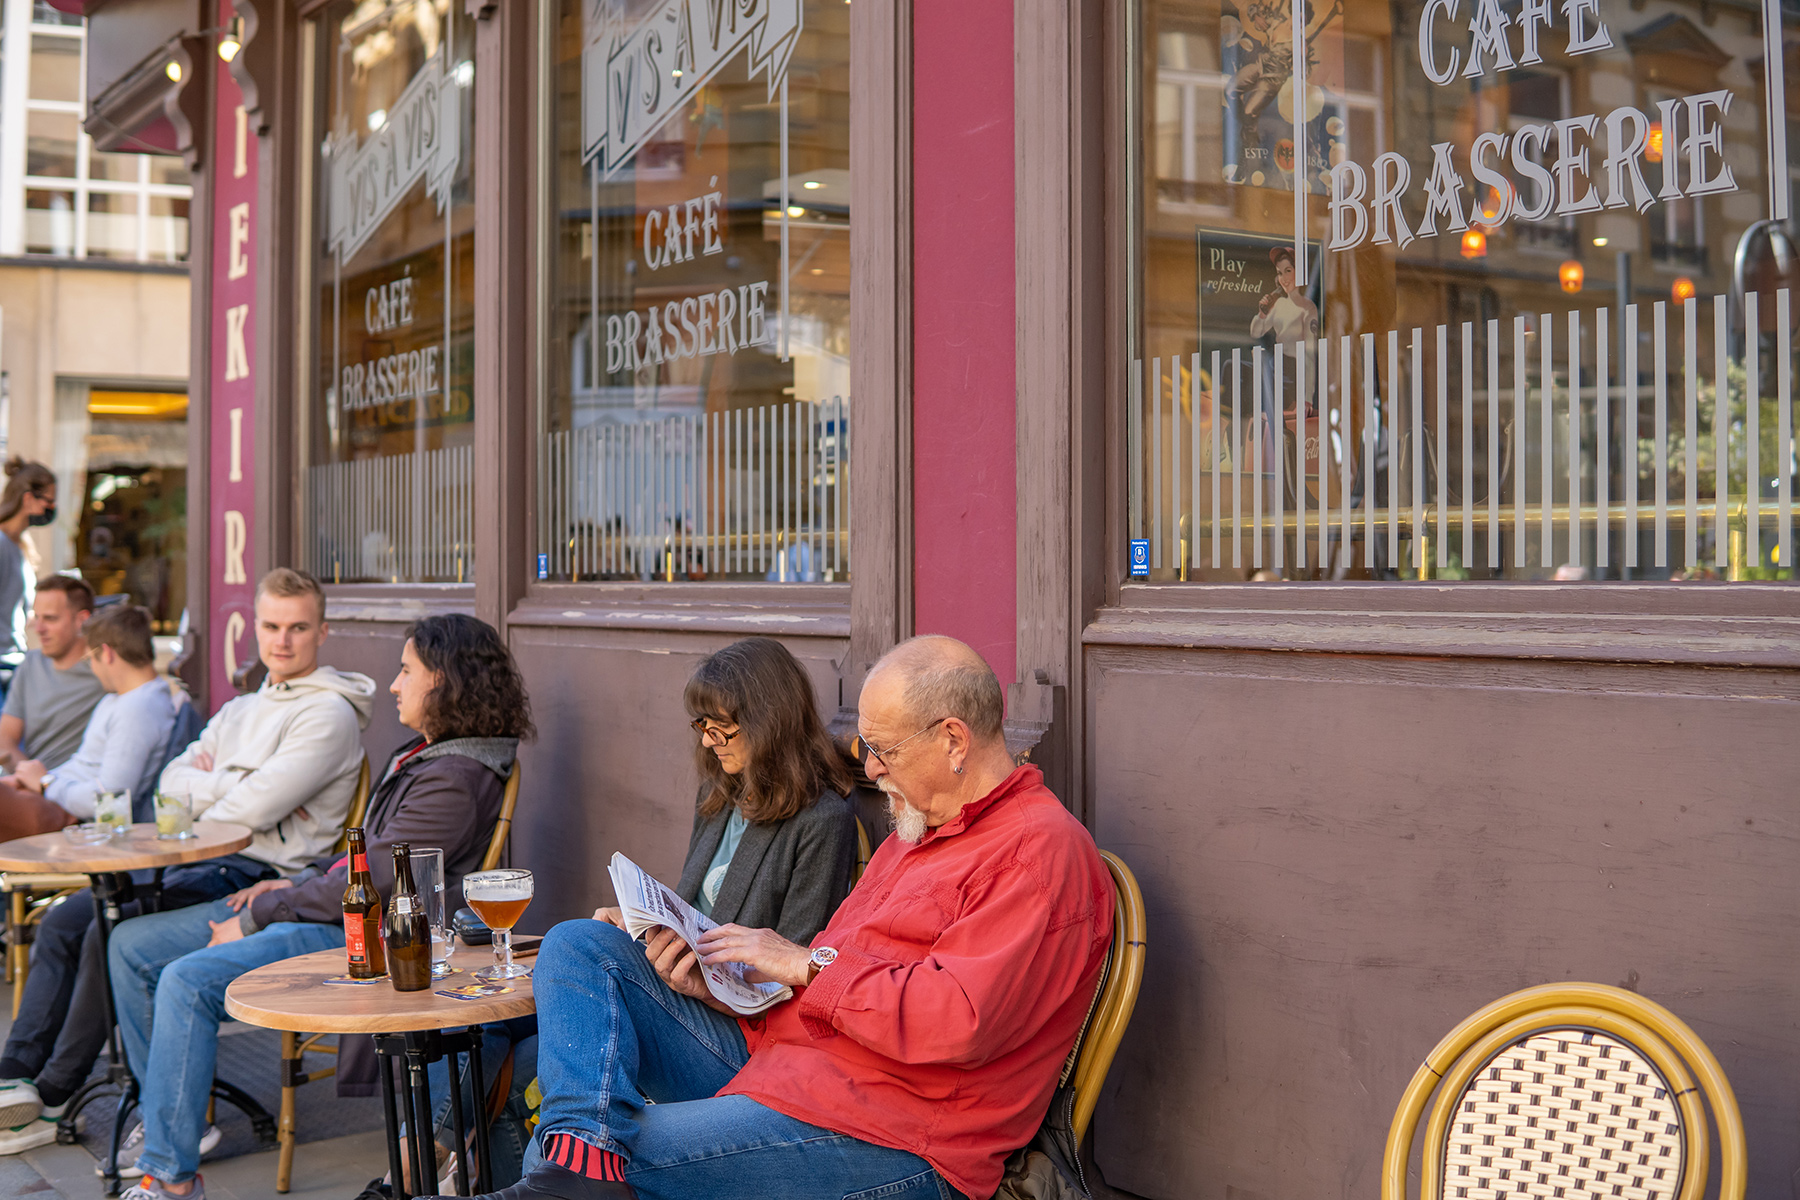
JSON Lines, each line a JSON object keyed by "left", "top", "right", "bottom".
{"left": 154, "top": 791, "right": 195, "bottom": 839}
{"left": 463, "top": 868, "right": 533, "bottom": 982}
{"left": 408, "top": 847, "right": 451, "bottom": 978}
{"left": 95, "top": 791, "right": 131, "bottom": 836}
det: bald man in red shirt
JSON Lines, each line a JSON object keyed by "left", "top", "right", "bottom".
{"left": 461, "top": 635, "right": 1114, "bottom": 1200}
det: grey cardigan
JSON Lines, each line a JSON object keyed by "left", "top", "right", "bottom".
{"left": 674, "top": 786, "right": 857, "bottom": 946}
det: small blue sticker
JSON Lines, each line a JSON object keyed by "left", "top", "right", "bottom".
{"left": 1128, "top": 539, "right": 1150, "bottom": 577}
{"left": 536, "top": 554, "right": 549, "bottom": 580}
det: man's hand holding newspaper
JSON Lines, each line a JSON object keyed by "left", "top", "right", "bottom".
{"left": 606, "top": 853, "right": 794, "bottom": 1016}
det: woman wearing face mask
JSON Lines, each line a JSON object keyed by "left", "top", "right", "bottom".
{"left": 0, "top": 459, "right": 57, "bottom": 697}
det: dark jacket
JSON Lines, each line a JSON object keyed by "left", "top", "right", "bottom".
{"left": 674, "top": 786, "right": 857, "bottom": 946}
{"left": 240, "top": 735, "right": 515, "bottom": 1097}
{"left": 243, "top": 735, "right": 515, "bottom": 933}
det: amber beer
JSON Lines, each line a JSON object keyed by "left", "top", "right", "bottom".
{"left": 466, "top": 894, "right": 531, "bottom": 931}
{"left": 383, "top": 842, "right": 433, "bottom": 992}
{"left": 340, "top": 828, "right": 385, "bottom": 979}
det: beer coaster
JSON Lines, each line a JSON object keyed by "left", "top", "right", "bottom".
{"left": 322, "top": 974, "right": 386, "bottom": 986}
{"left": 435, "top": 983, "right": 514, "bottom": 1000}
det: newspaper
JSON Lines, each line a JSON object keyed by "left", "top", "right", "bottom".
{"left": 606, "top": 852, "right": 793, "bottom": 1016}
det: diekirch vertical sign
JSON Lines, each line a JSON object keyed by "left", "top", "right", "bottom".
{"left": 208, "top": 0, "right": 257, "bottom": 712}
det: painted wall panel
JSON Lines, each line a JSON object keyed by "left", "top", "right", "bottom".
{"left": 1085, "top": 646, "right": 1800, "bottom": 1200}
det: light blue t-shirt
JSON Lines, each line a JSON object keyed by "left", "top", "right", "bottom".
{"left": 695, "top": 809, "right": 749, "bottom": 918}
{"left": 45, "top": 678, "right": 176, "bottom": 819}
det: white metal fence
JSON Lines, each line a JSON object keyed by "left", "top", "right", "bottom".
{"left": 306, "top": 445, "right": 474, "bottom": 584}
{"left": 539, "top": 398, "right": 850, "bottom": 582}
{"left": 1130, "top": 289, "right": 1797, "bottom": 580}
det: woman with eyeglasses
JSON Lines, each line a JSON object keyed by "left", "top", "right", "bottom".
{"left": 633, "top": 635, "right": 857, "bottom": 939}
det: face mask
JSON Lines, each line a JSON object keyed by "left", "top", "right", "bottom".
{"left": 27, "top": 505, "right": 55, "bottom": 527}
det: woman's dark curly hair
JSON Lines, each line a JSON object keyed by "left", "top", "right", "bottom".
{"left": 404, "top": 613, "right": 535, "bottom": 742}
{"left": 685, "top": 637, "right": 851, "bottom": 824}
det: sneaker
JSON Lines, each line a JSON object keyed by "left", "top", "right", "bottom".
{"left": 422, "top": 1160, "right": 637, "bottom": 1200}
{"left": 103, "top": 1122, "right": 222, "bottom": 1179}
{"left": 0, "top": 1079, "right": 41, "bottom": 1129}
{"left": 120, "top": 1176, "right": 205, "bottom": 1200}
{"left": 0, "top": 1115, "right": 58, "bottom": 1155}
{"left": 349, "top": 1179, "right": 393, "bottom": 1200}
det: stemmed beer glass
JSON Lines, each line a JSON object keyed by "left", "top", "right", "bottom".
{"left": 462, "top": 868, "right": 533, "bottom": 982}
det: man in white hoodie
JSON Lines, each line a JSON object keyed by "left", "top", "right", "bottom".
{"left": 0, "top": 568, "right": 373, "bottom": 1151}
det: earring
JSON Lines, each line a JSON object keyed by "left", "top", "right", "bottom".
{"left": 953, "top": 765, "right": 964, "bottom": 775}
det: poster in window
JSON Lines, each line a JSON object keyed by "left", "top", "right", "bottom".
{"left": 1220, "top": 0, "right": 1343, "bottom": 193}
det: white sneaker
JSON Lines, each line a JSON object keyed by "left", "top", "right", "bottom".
{"left": 0, "top": 1079, "right": 42, "bottom": 1129}
{"left": 0, "top": 1114, "right": 58, "bottom": 1155}
{"left": 103, "top": 1121, "right": 222, "bottom": 1179}
{"left": 119, "top": 1176, "right": 205, "bottom": 1200}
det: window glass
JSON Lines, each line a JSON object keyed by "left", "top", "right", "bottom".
{"left": 24, "top": 189, "right": 73, "bottom": 256}
{"left": 146, "top": 156, "right": 190, "bottom": 188}
{"left": 29, "top": 33, "right": 79, "bottom": 102}
{"left": 539, "top": 0, "right": 851, "bottom": 583}
{"left": 25, "top": 109, "right": 77, "bottom": 178}
{"left": 31, "top": 2, "right": 81, "bottom": 27}
{"left": 89, "top": 149, "right": 142, "bottom": 183}
{"left": 1131, "top": 0, "right": 1799, "bottom": 582}
{"left": 86, "top": 191, "right": 138, "bottom": 259}
{"left": 303, "top": 0, "right": 475, "bottom": 585}
{"left": 145, "top": 195, "right": 189, "bottom": 262}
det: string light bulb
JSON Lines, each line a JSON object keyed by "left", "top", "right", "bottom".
{"left": 1460, "top": 227, "right": 1487, "bottom": 258}
{"left": 1559, "top": 260, "right": 1584, "bottom": 294}
{"left": 1672, "top": 276, "right": 1696, "bottom": 302}
{"left": 217, "top": 17, "right": 243, "bottom": 62}
{"left": 165, "top": 60, "right": 183, "bottom": 82}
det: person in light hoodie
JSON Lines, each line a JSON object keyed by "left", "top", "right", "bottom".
{"left": 0, "top": 567, "right": 374, "bottom": 1153}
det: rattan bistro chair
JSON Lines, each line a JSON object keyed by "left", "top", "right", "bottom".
{"left": 275, "top": 757, "right": 521, "bottom": 1192}
{"left": 1067, "top": 850, "right": 1147, "bottom": 1142}
{"left": 1382, "top": 982, "right": 1746, "bottom": 1200}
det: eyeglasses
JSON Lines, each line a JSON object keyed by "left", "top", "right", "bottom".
{"left": 852, "top": 717, "right": 947, "bottom": 770}
{"left": 689, "top": 717, "right": 740, "bottom": 745}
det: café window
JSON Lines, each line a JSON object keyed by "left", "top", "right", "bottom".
{"left": 1128, "top": 0, "right": 1799, "bottom": 582}
{"left": 539, "top": 0, "right": 850, "bottom": 584}
{"left": 301, "top": 0, "right": 475, "bottom": 585}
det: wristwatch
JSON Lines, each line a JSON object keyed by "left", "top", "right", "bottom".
{"left": 806, "top": 945, "right": 838, "bottom": 983}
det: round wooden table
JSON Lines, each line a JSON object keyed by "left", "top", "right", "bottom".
{"left": 0, "top": 819, "right": 252, "bottom": 873}
{"left": 226, "top": 941, "right": 537, "bottom": 1198}
{"left": 0, "top": 820, "right": 254, "bottom": 1195}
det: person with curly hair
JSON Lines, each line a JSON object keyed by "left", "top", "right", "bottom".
{"left": 106, "top": 613, "right": 534, "bottom": 1200}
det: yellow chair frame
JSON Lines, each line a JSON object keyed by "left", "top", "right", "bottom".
{"left": 4, "top": 870, "right": 89, "bottom": 1018}
{"left": 852, "top": 817, "right": 872, "bottom": 885}
{"left": 275, "top": 757, "right": 520, "bottom": 1192}
{"left": 1382, "top": 982, "right": 1746, "bottom": 1200}
{"left": 1064, "top": 850, "right": 1147, "bottom": 1143}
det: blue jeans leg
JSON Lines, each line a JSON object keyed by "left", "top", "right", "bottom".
{"left": 129, "top": 919, "right": 345, "bottom": 1185}
{"left": 529, "top": 920, "right": 747, "bottom": 1160}
{"left": 625, "top": 1095, "right": 961, "bottom": 1200}
{"left": 106, "top": 900, "right": 225, "bottom": 1082}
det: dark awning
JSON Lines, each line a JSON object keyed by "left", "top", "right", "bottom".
{"left": 66, "top": 0, "right": 207, "bottom": 162}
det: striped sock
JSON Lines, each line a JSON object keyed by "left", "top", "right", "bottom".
{"left": 542, "top": 1133, "right": 627, "bottom": 1183}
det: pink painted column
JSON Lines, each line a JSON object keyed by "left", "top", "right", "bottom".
{"left": 910, "top": 0, "right": 1017, "bottom": 688}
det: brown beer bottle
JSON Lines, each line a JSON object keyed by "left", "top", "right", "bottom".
{"left": 341, "top": 828, "right": 385, "bottom": 978}
{"left": 384, "top": 842, "right": 433, "bottom": 992}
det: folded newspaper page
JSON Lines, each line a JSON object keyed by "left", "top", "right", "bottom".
{"left": 607, "top": 852, "right": 793, "bottom": 1016}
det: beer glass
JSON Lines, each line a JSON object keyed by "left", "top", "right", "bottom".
{"left": 462, "top": 868, "right": 533, "bottom": 981}
{"left": 408, "top": 847, "right": 451, "bottom": 978}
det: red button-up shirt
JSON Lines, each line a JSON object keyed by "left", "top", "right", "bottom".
{"left": 720, "top": 765, "right": 1114, "bottom": 1199}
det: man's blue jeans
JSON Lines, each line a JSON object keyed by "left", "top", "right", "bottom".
{"left": 106, "top": 901, "right": 344, "bottom": 1184}
{"left": 528, "top": 920, "right": 964, "bottom": 1200}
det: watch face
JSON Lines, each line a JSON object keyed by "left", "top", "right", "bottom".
{"left": 811, "top": 946, "right": 838, "bottom": 968}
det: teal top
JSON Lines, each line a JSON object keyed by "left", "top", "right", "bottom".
{"left": 695, "top": 808, "right": 749, "bottom": 917}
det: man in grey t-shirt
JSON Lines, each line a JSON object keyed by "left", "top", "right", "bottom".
{"left": 0, "top": 577, "right": 104, "bottom": 772}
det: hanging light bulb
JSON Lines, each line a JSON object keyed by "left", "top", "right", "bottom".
{"left": 1460, "top": 227, "right": 1487, "bottom": 259}
{"left": 1671, "top": 276, "right": 1696, "bottom": 303}
{"left": 1559, "top": 260, "right": 1584, "bottom": 293}
{"left": 165, "top": 60, "right": 183, "bottom": 82}
{"left": 218, "top": 16, "right": 243, "bottom": 62}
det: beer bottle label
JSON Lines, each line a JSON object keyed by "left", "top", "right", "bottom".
{"left": 352, "top": 852, "right": 368, "bottom": 874}
{"left": 345, "top": 913, "right": 367, "bottom": 964}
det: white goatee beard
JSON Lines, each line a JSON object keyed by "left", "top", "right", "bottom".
{"left": 880, "top": 782, "right": 928, "bottom": 844}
